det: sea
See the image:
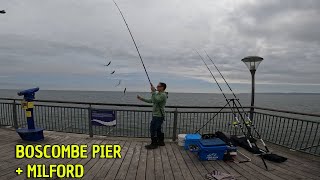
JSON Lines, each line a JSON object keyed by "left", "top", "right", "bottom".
{"left": 0, "top": 89, "right": 319, "bottom": 114}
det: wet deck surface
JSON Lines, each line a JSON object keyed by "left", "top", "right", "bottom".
{"left": 0, "top": 128, "right": 320, "bottom": 180}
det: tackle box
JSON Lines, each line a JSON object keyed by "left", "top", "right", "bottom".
{"left": 184, "top": 134, "right": 202, "bottom": 152}
{"left": 197, "top": 138, "right": 228, "bottom": 161}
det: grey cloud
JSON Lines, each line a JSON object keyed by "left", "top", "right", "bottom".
{"left": 0, "top": 0, "right": 319, "bottom": 92}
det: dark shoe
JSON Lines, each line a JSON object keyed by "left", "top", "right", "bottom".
{"left": 145, "top": 137, "right": 158, "bottom": 149}
{"left": 158, "top": 133, "right": 165, "bottom": 146}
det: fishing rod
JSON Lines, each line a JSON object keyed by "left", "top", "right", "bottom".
{"left": 196, "top": 50, "right": 268, "bottom": 170}
{"left": 204, "top": 50, "right": 269, "bottom": 153}
{"left": 195, "top": 50, "right": 251, "bottom": 142}
{"left": 113, "top": 0, "right": 152, "bottom": 85}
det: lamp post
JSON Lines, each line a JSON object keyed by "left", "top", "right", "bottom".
{"left": 241, "top": 56, "right": 263, "bottom": 121}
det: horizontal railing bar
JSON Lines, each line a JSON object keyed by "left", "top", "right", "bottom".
{"left": 255, "top": 112, "right": 320, "bottom": 123}
{"left": 34, "top": 104, "right": 89, "bottom": 109}
{"left": 299, "top": 144, "right": 320, "bottom": 150}
{"left": 33, "top": 105, "right": 239, "bottom": 113}
{"left": 0, "top": 97, "right": 251, "bottom": 109}
{"left": 254, "top": 106, "right": 320, "bottom": 117}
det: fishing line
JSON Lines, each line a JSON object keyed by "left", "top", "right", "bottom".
{"left": 113, "top": 0, "right": 152, "bottom": 85}
{"left": 204, "top": 50, "right": 269, "bottom": 153}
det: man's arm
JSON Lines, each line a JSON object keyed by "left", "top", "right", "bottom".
{"left": 137, "top": 95, "right": 153, "bottom": 103}
{"left": 151, "top": 92, "right": 166, "bottom": 104}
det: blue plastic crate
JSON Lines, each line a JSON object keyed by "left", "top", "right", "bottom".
{"left": 184, "top": 134, "right": 201, "bottom": 152}
{"left": 197, "top": 138, "right": 228, "bottom": 161}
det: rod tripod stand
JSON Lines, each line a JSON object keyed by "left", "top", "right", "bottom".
{"left": 195, "top": 98, "right": 269, "bottom": 170}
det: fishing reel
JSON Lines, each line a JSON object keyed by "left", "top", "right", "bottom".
{"left": 229, "top": 121, "right": 239, "bottom": 128}
{"left": 188, "top": 145, "right": 200, "bottom": 152}
{"left": 201, "top": 134, "right": 216, "bottom": 139}
{"left": 245, "top": 117, "right": 252, "bottom": 126}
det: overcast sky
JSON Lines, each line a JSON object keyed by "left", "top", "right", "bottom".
{"left": 0, "top": 0, "right": 319, "bottom": 93}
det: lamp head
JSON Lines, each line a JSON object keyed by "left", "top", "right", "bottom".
{"left": 241, "top": 56, "right": 263, "bottom": 71}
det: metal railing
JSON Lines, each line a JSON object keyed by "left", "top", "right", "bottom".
{"left": 253, "top": 107, "right": 320, "bottom": 155}
{"left": 0, "top": 98, "right": 319, "bottom": 156}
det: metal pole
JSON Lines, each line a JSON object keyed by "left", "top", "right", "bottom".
{"left": 250, "top": 69, "right": 256, "bottom": 121}
{"left": 12, "top": 100, "right": 18, "bottom": 129}
{"left": 88, "top": 104, "right": 93, "bottom": 138}
{"left": 172, "top": 108, "right": 178, "bottom": 141}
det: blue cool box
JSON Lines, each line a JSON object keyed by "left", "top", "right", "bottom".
{"left": 184, "top": 134, "right": 202, "bottom": 151}
{"left": 198, "top": 138, "right": 228, "bottom": 161}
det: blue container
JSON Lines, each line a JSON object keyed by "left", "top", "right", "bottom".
{"left": 198, "top": 138, "right": 228, "bottom": 161}
{"left": 184, "top": 134, "right": 201, "bottom": 152}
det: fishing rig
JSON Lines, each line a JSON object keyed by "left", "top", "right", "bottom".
{"left": 113, "top": 0, "right": 152, "bottom": 86}
{"left": 194, "top": 50, "right": 269, "bottom": 170}
{"left": 204, "top": 50, "right": 270, "bottom": 153}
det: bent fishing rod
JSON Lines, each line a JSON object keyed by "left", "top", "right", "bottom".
{"left": 196, "top": 50, "right": 268, "bottom": 170}
{"left": 204, "top": 50, "right": 269, "bottom": 153}
{"left": 113, "top": 0, "right": 152, "bottom": 85}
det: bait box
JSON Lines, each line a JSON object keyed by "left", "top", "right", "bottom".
{"left": 197, "top": 138, "right": 228, "bottom": 161}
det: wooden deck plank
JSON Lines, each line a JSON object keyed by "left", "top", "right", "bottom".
{"left": 182, "top": 148, "right": 208, "bottom": 179}
{"left": 115, "top": 141, "right": 137, "bottom": 180}
{"left": 0, "top": 135, "right": 74, "bottom": 177}
{"left": 266, "top": 143, "right": 320, "bottom": 177}
{"left": 228, "top": 159, "right": 271, "bottom": 180}
{"left": 104, "top": 141, "right": 131, "bottom": 180}
{"left": 94, "top": 141, "right": 126, "bottom": 179}
{"left": 164, "top": 143, "right": 184, "bottom": 180}
{"left": 12, "top": 137, "right": 87, "bottom": 180}
{"left": 169, "top": 143, "right": 195, "bottom": 180}
{"left": 77, "top": 140, "right": 110, "bottom": 180}
{"left": 226, "top": 162, "right": 260, "bottom": 180}
{"left": 176, "top": 146, "right": 204, "bottom": 180}
{"left": 268, "top": 143, "right": 320, "bottom": 164}
{"left": 136, "top": 142, "right": 148, "bottom": 180}
{"left": 237, "top": 148, "right": 296, "bottom": 180}
{"left": 48, "top": 137, "right": 90, "bottom": 180}
{"left": 159, "top": 145, "right": 175, "bottom": 180}
{"left": 125, "top": 142, "right": 142, "bottom": 180}
{"left": 82, "top": 140, "right": 120, "bottom": 180}
{"left": 1, "top": 128, "right": 320, "bottom": 180}
{"left": 216, "top": 161, "right": 243, "bottom": 179}
{"left": 252, "top": 144, "right": 320, "bottom": 180}
{"left": 146, "top": 147, "right": 155, "bottom": 180}
{"left": 153, "top": 146, "right": 164, "bottom": 180}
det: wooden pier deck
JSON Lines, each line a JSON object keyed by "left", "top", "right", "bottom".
{"left": 0, "top": 128, "right": 320, "bottom": 180}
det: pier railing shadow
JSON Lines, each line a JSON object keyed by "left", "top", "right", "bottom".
{"left": 0, "top": 98, "right": 319, "bottom": 156}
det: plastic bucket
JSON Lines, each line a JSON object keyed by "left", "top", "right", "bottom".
{"left": 178, "top": 134, "right": 187, "bottom": 146}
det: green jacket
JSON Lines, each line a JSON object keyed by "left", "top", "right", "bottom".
{"left": 140, "top": 91, "right": 167, "bottom": 117}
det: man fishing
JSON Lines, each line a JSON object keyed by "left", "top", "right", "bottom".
{"left": 137, "top": 82, "right": 167, "bottom": 149}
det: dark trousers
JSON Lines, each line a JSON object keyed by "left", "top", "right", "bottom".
{"left": 150, "top": 116, "right": 164, "bottom": 138}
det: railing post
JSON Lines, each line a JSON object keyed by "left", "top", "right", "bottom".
{"left": 88, "top": 104, "right": 93, "bottom": 138}
{"left": 12, "top": 100, "right": 18, "bottom": 129}
{"left": 172, "top": 108, "right": 178, "bottom": 141}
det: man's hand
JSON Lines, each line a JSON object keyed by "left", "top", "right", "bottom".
{"left": 137, "top": 95, "right": 142, "bottom": 100}
{"left": 151, "top": 84, "right": 156, "bottom": 92}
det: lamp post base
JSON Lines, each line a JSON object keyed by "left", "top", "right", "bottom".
{"left": 16, "top": 128, "right": 44, "bottom": 141}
